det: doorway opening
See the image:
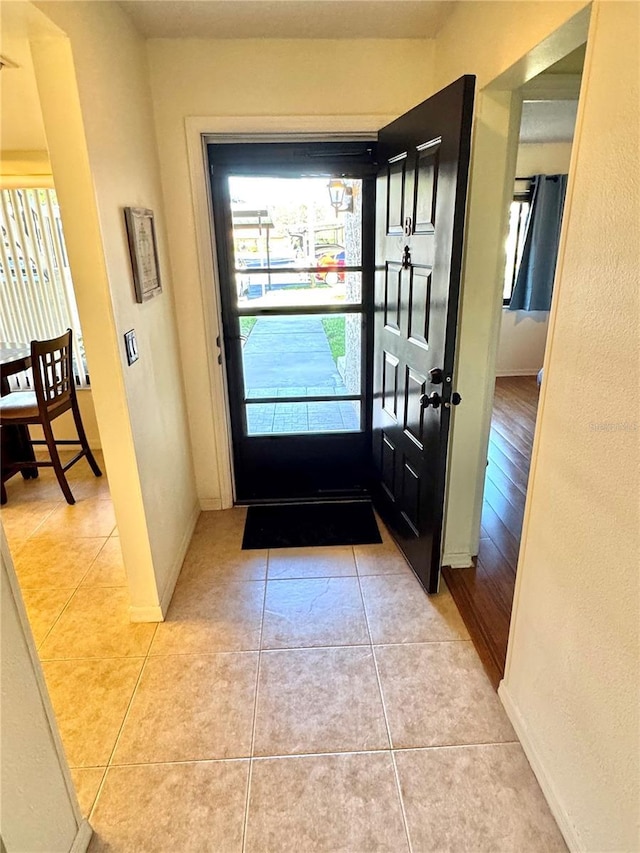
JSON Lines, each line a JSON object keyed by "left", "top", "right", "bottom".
{"left": 206, "top": 76, "right": 475, "bottom": 595}
{"left": 444, "top": 44, "right": 586, "bottom": 686}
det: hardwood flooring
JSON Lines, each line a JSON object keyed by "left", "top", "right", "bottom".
{"left": 444, "top": 376, "right": 539, "bottom": 689}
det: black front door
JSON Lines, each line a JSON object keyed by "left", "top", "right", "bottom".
{"left": 372, "top": 76, "right": 475, "bottom": 593}
{"left": 209, "top": 143, "right": 376, "bottom": 502}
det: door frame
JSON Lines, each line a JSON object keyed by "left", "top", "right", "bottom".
{"left": 185, "top": 116, "right": 395, "bottom": 508}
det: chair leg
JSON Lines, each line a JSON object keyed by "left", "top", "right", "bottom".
{"left": 71, "top": 399, "right": 102, "bottom": 478}
{"left": 41, "top": 417, "right": 75, "bottom": 505}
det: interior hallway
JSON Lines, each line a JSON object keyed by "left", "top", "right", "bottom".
{"left": 3, "top": 472, "right": 565, "bottom": 851}
{"left": 445, "top": 376, "right": 539, "bottom": 688}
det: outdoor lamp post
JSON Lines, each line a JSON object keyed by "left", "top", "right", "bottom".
{"left": 328, "top": 179, "right": 354, "bottom": 216}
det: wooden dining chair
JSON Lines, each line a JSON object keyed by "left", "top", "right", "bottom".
{"left": 0, "top": 330, "right": 101, "bottom": 504}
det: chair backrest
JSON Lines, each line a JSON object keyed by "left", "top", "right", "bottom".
{"left": 31, "top": 330, "right": 74, "bottom": 410}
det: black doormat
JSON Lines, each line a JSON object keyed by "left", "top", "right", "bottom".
{"left": 242, "top": 501, "right": 382, "bottom": 550}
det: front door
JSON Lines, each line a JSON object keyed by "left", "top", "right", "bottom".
{"left": 209, "top": 143, "right": 376, "bottom": 502}
{"left": 372, "top": 75, "right": 475, "bottom": 593}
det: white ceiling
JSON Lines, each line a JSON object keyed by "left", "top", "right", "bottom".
{"left": 519, "top": 100, "right": 578, "bottom": 145}
{"left": 118, "top": 0, "right": 456, "bottom": 39}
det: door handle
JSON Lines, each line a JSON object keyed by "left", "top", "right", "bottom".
{"left": 420, "top": 391, "right": 441, "bottom": 409}
{"left": 421, "top": 391, "right": 462, "bottom": 410}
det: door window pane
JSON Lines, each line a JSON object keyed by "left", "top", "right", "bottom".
{"left": 230, "top": 175, "right": 362, "bottom": 307}
{"left": 237, "top": 271, "right": 362, "bottom": 307}
{"left": 241, "top": 314, "right": 362, "bottom": 399}
{"left": 246, "top": 400, "right": 361, "bottom": 436}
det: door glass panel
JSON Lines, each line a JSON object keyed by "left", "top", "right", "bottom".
{"left": 237, "top": 271, "right": 362, "bottom": 307}
{"left": 246, "top": 400, "right": 361, "bottom": 436}
{"left": 230, "top": 175, "right": 362, "bottom": 308}
{"left": 241, "top": 314, "right": 362, "bottom": 401}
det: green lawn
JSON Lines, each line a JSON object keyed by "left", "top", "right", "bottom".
{"left": 321, "top": 316, "right": 345, "bottom": 365}
{"left": 239, "top": 317, "right": 257, "bottom": 339}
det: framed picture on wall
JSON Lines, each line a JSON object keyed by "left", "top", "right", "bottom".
{"left": 124, "top": 207, "right": 162, "bottom": 303}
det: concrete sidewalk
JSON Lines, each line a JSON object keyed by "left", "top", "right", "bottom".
{"left": 242, "top": 316, "right": 359, "bottom": 434}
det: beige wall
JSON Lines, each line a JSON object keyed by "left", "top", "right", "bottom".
{"left": 146, "top": 37, "right": 435, "bottom": 507}
{"left": 495, "top": 141, "right": 573, "bottom": 377}
{"left": 501, "top": 4, "right": 640, "bottom": 850}
{"left": 1, "top": 532, "right": 88, "bottom": 852}
{"left": 433, "top": 1, "right": 590, "bottom": 563}
{"left": 29, "top": 1, "right": 198, "bottom": 618}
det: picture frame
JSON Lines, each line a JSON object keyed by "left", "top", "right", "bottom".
{"left": 124, "top": 207, "right": 162, "bottom": 303}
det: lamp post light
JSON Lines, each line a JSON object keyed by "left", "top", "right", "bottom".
{"left": 328, "top": 179, "right": 354, "bottom": 216}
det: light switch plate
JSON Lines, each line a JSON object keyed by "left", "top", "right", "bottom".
{"left": 124, "top": 329, "right": 139, "bottom": 365}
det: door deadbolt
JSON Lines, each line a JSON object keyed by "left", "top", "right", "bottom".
{"left": 428, "top": 367, "right": 444, "bottom": 385}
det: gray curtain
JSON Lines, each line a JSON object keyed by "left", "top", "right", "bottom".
{"left": 509, "top": 173, "right": 568, "bottom": 311}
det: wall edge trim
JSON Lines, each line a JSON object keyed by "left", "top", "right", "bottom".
{"left": 498, "top": 682, "right": 583, "bottom": 852}
{"left": 69, "top": 819, "right": 93, "bottom": 853}
{"left": 495, "top": 369, "right": 540, "bottom": 377}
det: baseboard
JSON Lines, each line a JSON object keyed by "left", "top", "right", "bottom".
{"left": 495, "top": 369, "right": 539, "bottom": 377}
{"left": 128, "top": 502, "right": 200, "bottom": 623}
{"left": 200, "top": 497, "right": 223, "bottom": 511}
{"left": 70, "top": 819, "right": 93, "bottom": 853}
{"left": 158, "top": 501, "right": 200, "bottom": 617}
{"left": 498, "top": 682, "right": 582, "bottom": 852}
{"left": 441, "top": 552, "right": 474, "bottom": 569}
{"left": 129, "top": 603, "right": 164, "bottom": 622}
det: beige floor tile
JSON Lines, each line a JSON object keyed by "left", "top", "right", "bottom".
{"left": 13, "top": 535, "right": 106, "bottom": 588}
{"left": 21, "top": 587, "right": 75, "bottom": 646}
{"left": 194, "top": 507, "right": 248, "bottom": 544}
{"left": 80, "top": 538, "right": 127, "bottom": 587}
{"left": 88, "top": 760, "right": 249, "bottom": 853}
{"left": 39, "top": 588, "right": 156, "bottom": 659}
{"left": 245, "top": 752, "right": 410, "bottom": 853}
{"left": 64, "top": 469, "right": 111, "bottom": 502}
{"left": 354, "top": 541, "right": 413, "bottom": 576}
{"left": 113, "top": 652, "right": 258, "bottom": 764}
{"left": 253, "top": 647, "right": 389, "bottom": 757}
{"left": 43, "top": 658, "right": 144, "bottom": 767}
{"left": 395, "top": 744, "right": 567, "bottom": 852}
{"left": 375, "top": 642, "right": 516, "bottom": 748}
{"left": 37, "top": 497, "right": 117, "bottom": 539}
{"left": 267, "top": 546, "right": 357, "bottom": 579}
{"left": 150, "top": 579, "right": 265, "bottom": 655}
{"left": 2, "top": 472, "right": 68, "bottom": 503}
{"left": 262, "top": 577, "right": 369, "bottom": 649}
{"left": 71, "top": 767, "right": 106, "bottom": 817}
{"left": 180, "top": 538, "right": 268, "bottom": 583}
{"left": 360, "top": 574, "right": 470, "bottom": 643}
{"left": 0, "top": 500, "right": 60, "bottom": 543}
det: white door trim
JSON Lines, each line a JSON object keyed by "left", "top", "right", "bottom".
{"left": 184, "top": 115, "right": 395, "bottom": 509}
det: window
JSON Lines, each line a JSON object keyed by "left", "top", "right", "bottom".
{"left": 0, "top": 188, "right": 89, "bottom": 388}
{"left": 503, "top": 191, "right": 531, "bottom": 305}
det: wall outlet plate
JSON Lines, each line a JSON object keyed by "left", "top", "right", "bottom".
{"left": 124, "top": 329, "right": 139, "bottom": 365}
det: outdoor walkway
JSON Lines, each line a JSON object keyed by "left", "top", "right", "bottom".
{"left": 242, "top": 316, "right": 359, "bottom": 434}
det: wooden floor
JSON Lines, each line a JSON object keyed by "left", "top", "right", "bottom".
{"left": 444, "top": 376, "right": 539, "bottom": 689}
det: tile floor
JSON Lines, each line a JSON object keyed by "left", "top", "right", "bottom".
{"left": 2, "top": 464, "right": 567, "bottom": 852}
